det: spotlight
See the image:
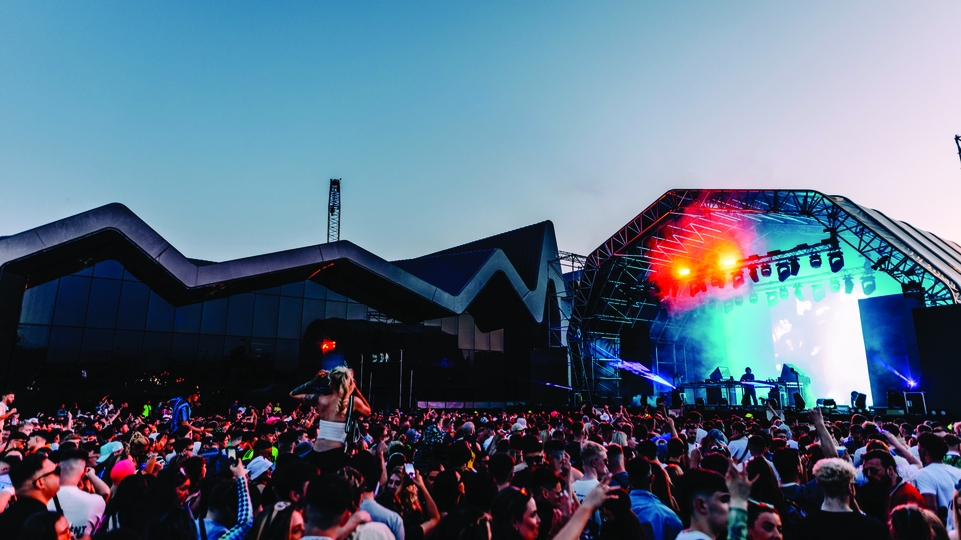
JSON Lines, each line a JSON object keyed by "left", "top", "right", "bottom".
{"left": 749, "top": 292, "right": 759, "bottom": 304}
{"left": 794, "top": 285, "right": 804, "bottom": 301}
{"left": 809, "top": 253, "right": 822, "bottom": 269}
{"left": 789, "top": 257, "right": 800, "bottom": 276}
{"left": 734, "top": 296, "right": 743, "bottom": 306}
{"left": 760, "top": 263, "right": 772, "bottom": 278}
{"left": 861, "top": 275, "right": 876, "bottom": 295}
{"left": 828, "top": 250, "right": 844, "bottom": 273}
{"left": 830, "top": 279, "right": 841, "bottom": 293}
{"left": 748, "top": 265, "right": 759, "bottom": 283}
{"left": 812, "top": 283, "right": 826, "bottom": 302}
{"left": 870, "top": 255, "right": 890, "bottom": 271}
{"left": 732, "top": 271, "right": 745, "bottom": 289}
{"left": 779, "top": 287, "right": 789, "bottom": 300}
{"left": 710, "top": 275, "right": 725, "bottom": 289}
{"left": 843, "top": 276, "right": 854, "bottom": 294}
{"left": 776, "top": 261, "right": 791, "bottom": 282}
{"left": 766, "top": 291, "right": 779, "bottom": 307}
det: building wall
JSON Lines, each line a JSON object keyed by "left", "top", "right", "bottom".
{"left": 9, "top": 259, "right": 509, "bottom": 411}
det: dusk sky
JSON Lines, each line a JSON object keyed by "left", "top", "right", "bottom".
{"left": 2, "top": 2, "right": 960, "bottom": 262}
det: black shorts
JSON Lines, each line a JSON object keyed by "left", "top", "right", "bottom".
{"left": 308, "top": 447, "right": 348, "bottom": 474}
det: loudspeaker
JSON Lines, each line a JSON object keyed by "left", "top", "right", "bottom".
{"left": 695, "top": 398, "right": 705, "bottom": 407}
{"left": 855, "top": 393, "right": 867, "bottom": 410}
{"left": 905, "top": 392, "right": 927, "bottom": 415}
{"left": 793, "top": 393, "right": 806, "bottom": 410}
{"left": 706, "top": 386, "right": 722, "bottom": 405}
{"left": 887, "top": 390, "right": 906, "bottom": 410}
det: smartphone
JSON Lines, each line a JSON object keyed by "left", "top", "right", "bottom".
{"left": 226, "top": 447, "right": 237, "bottom": 460}
{"left": 404, "top": 463, "right": 415, "bottom": 479}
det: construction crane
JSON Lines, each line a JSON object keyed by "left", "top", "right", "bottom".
{"left": 328, "top": 178, "right": 341, "bottom": 243}
{"left": 956, "top": 135, "right": 961, "bottom": 169}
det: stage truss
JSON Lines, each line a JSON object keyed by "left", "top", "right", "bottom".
{"left": 569, "top": 190, "right": 961, "bottom": 402}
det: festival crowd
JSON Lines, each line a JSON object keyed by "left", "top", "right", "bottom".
{"left": 1, "top": 366, "right": 961, "bottom": 540}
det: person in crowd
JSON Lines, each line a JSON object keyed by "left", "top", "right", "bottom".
{"left": 772, "top": 448, "right": 821, "bottom": 515}
{"left": 292, "top": 366, "right": 371, "bottom": 473}
{"left": 887, "top": 504, "right": 943, "bottom": 540}
{"left": 675, "top": 466, "right": 752, "bottom": 540}
{"left": 168, "top": 390, "right": 203, "bottom": 436}
{"left": 571, "top": 442, "right": 607, "bottom": 502}
{"left": 489, "top": 453, "right": 515, "bottom": 491}
{"left": 530, "top": 468, "right": 571, "bottom": 540}
{"left": 100, "top": 472, "right": 152, "bottom": 532}
{"left": 914, "top": 433, "right": 961, "bottom": 522}
{"left": 350, "top": 450, "right": 405, "bottom": 540}
{"left": 626, "top": 456, "right": 683, "bottom": 540}
{"left": 747, "top": 501, "right": 782, "bottom": 540}
{"left": 606, "top": 444, "right": 630, "bottom": 490}
{"left": 596, "top": 488, "right": 648, "bottom": 540}
{"left": 490, "top": 481, "right": 614, "bottom": 540}
{"left": 47, "top": 449, "right": 106, "bottom": 538}
{"left": 798, "top": 458, "right": 888, "bottom": 540}
{"left": 860, "top": 449, "right": 926, "bottom": 521}
{"left": 0, "top": 454, "right": 61, "bottom": 536}
{"left": 196, "top": 460, "right": 253, "bottom": 540}
{"left": 302, "top": 474, "right": 376, "bottom": 540}
{"left": 0, "top": 392, "right": 16, "bottom": 433}
{"left": 18, "top": 511, "right": 72, "bottom": 540}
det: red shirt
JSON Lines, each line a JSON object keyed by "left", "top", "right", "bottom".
{"left": 887, "top": 479, "right": 926, "bottom": 516}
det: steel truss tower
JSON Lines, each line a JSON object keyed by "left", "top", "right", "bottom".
{"left": 328, "top": 179, "right": 342, "bottom": 243}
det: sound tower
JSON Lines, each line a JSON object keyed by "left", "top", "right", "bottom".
{"left": 619, "top": 323, "right": 654, "bottom": 401}
{"left": 913, "top": 304, "right": 961, "bottom": 414}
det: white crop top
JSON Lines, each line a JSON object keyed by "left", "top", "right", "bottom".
{"left": 317, "top": 419, "right": 348, "bottom": 444}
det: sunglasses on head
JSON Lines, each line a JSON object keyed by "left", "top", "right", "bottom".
{"left": 36, "top": 466, "right": 60, "bottom": 481}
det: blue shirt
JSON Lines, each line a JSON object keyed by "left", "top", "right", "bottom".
{"left": 629, "top": 489, "right": 683, "bottom": 540}
{"left": 360, "top": 498, "right": 404, "bottom": 540}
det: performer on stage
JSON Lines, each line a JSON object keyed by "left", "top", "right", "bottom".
{"left": 740, "top": 367, "right": 757, "bottom": 406}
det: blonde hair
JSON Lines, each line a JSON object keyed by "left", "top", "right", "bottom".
{"left": 611, "top": 431, "right": 629, "bottom": 447}
{"left": 329, "top": 366, "right": 356, "bottom": 415}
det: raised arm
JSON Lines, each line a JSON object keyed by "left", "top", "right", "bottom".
{"left": 413, "top": 471, "right": 441, "bottom": 536}
{"left": 809, "top": 408, "right": 839, "bottom": 459}
{"left": 882, "top": 430, "right": 922, "bottom": 467}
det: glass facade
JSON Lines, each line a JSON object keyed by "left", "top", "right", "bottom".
{"left": 12, "top": 260, "right": 509, "bottom": 408}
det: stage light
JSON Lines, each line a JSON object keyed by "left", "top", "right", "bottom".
{"left": 830, "top": 279, "right": 841, "bottom": 293}
{"left": 861, "top": 275, "right": 876, "bottom": 295}
{"left": 907, "top": 379, "right": 917, "bottom": 388}
{"left": 734, "top": 296, "right": 743, "bottom": 306}
{"left": 678, "top": 267, "right": 691, "bottom": 277}
{"left": 843, "top": 276, "right": 854, "bottom": 294}
{"left": 766, "top": 291, "right": 779, "bottom": 307}
{"left": 779, "top": 287, "right": 789, "bottom": 300}
{"left": 794, "top": 285, "right": 804, "bottom": 301}
{"left": 829, "top": 250, "right": 844, "bottom": 273}
{"left": 732, "top": 271, "right": 745, "bottom": 289}
{"left": 789, "top": 257, "right": 800, "bottom": 276}
{"left": 721, "top": 258, "right": 736, "bottom": 269}
{"left": 760, "top": 263, "right": 772, "bottom": 278}
{"left": 749, "top": 292, "right": 758, "bottom": 304}
{"left": 748, "top": 265, "right": 759, "bottom": 283}
{"left": 812, "top": 283, "right": 826, "bottom": 302}
{"left": 776, "top": 261, "right": 791, "bottom": 282}
{"left": 809, "top": 253, "right": 822, "bottom": 269}
{"left": 710, "top": 274, "right": 725, "bottom": 289}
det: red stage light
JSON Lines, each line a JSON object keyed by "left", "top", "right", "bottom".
{"left": 319, "top": 339, "right": 337, "bottom": 353}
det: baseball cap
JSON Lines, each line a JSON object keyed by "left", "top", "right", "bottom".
{"left": 97, "top": 441, "right": 124, "bottom": 464}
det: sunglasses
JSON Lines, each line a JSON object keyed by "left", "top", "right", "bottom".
{"left": 36, "top": 466, "right": 60, "bottom": 482}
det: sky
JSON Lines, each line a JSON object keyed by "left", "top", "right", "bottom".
{"left": 2, "top": 2, "right": 961, "bottom": 263}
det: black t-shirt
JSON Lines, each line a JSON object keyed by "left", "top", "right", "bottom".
{"left": 799, "top": 509, "right": 888, "bottom": 540}
{"left": 0, "top": 497, "right": 50, "bottom": 537}
{"left": 565, "top": 441, "right": 582, "bottom": 470}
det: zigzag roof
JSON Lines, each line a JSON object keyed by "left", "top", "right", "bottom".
{"left": 0, "top": 204, "right": 563, "bottom": 329}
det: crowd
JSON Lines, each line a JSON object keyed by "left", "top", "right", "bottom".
{"left": 1, "top": 367, "right": 961, "bottom": 540}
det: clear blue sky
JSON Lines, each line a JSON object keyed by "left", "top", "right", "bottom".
{"left": 2, "top": 2, "right": 960, "bottom": 262}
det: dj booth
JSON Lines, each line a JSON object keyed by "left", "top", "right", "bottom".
{"left": 674, "top": 366, "right": 810, "bottom": 409}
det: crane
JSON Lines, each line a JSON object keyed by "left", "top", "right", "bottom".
{"left": 328, "top": 179, "right": 341, "bottom": 243}
{"left": 956, "top": 135, "right": 961, "bottom": 169}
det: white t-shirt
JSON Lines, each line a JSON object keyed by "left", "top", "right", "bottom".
{"left": 728, "top": 438, "right": 749, "bottom": 461}
{"left": 348, "top": 521, "right": 397, "bottom": 540}
{"left": 0, "top": 402, "right": 8, "bottom": 432}
{"left": 48, "top": 485, "right": 106, "bottom": 538}
{"left": 914, "top": 463, "right": 961, "bottom": 510}
{"left": 571, "top": 477, "right": 600, "bottom": 502}
{"left": 676, "top": 530, "right": 714, "bottom": 540}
